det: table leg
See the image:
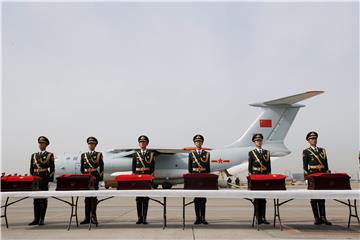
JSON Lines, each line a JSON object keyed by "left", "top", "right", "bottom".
{"left": 273, "top": 198, "right": 293, "bottom": 231}
{"left": 273, "top": 199, "right": 282, "bottom": 231}
{"left": 252, "top": 205, "right": 255, "bottom": 228}
{"left": 334, "top": 199, "right": 360, "bottom": 228}
{"left": 75, "top": 197, "right": 79, "bottom": 227}
{"left": 347, "top": 199, "right": 360, "bottom": 228}
{"left": 3, "top": 197, "right": 9, "bottom": 228}
{"left": 163, "top": 197, "right": 167, "bottom": 229}
{"left": 353, "top": 200, "right": 360, "bottom": 223}
{"left": 1, "top": 197, "right": 28, "bottom": 229}
{"left": 183, "top": 197, "right": 185, "bottom": 230}
{"left": 67, "top": 197, "right": 74, "bottom": 231}
{"left": 148, "top": 197, "right": 167, "bottom": 229}
{"left": 51, "top": 196, "right": 79, "bottom": 231}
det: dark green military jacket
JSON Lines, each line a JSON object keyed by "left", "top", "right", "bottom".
{"left": 303, "top": 147, "right": 329, "bottom": 177}
{"left": 132, "top": 150, "right": 155, "bottom": 175}
{"left": 188, "top": 150, "right": 210, "bottom": 173}
{"left": 248, "top": 149, "right": 271, "bottom": 174}
{"left": 80, "top": 151, "right": 104, "bottom": 181}
{"left": 30, "top": 151, "right": 55, "bottom": 190}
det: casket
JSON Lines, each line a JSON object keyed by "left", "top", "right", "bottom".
{"left": 183, "top": 173, "right": 218, "bottom": 190}
{"left": 1, "top": 176, "right": 41, "bottom": 191}
{"left": 307, "top": 173, "right": 351, "bottom": 190}
{"left": 56, "top": 174, "right": 96, "bottom": 191}
{"left": 115, "top": 174, "right": 153, "bottom": 190}
{"left": 247, "top": 174, "right": 287, "bottom": 190}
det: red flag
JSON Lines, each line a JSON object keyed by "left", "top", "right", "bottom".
{"left": 260, "top": 119, "right": 272, "bottom": 128}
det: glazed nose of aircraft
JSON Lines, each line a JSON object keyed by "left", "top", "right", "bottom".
{"left": 54, "top": 155, "right": 67, "bottom": 176}
{"left": 55, "top": 154, "right": 81, "bottom": 175}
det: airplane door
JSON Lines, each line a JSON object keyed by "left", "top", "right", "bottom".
{"left": 73, "top": 155, "right": 81, "bottom": 174}
{"left": 75, "top": 163, "right": 81, "bottom": 174}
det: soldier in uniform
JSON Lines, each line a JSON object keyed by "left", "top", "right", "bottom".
{"left": 303, "top": 131, "right": 332, "bottom": 225}
{"left": 132, "top": 135, "right": 155, "bottom": 224}
{"left": 188, "top": 134, "right": 210, "bottom": 225}
{"left": 248, "top": 133, "right": 271, "bottom": 225}
{"left": 80, "top": 137, "right": 104, "bottom": 225}
{"left": 29, "top": 136, "right": 55, "bottom": 225}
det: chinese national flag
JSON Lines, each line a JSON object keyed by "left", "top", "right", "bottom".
{"left": 260, "top": 119, "right": 272, "bottom": 128}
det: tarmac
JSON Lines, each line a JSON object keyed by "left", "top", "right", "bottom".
{"left": 1, "top": 184, "right": 359, "bottom": 239}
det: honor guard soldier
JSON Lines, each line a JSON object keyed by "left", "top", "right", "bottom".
{"left": 303, "top": 131, "right": 332, "bottom": 225}
{"left": 29, "top": 136, "right": 55, "bottom": 225}
{"left": 80, "top": 137, "right": 104, "bottom": 225}
{"left": 248, "top": 133, "right": 271, "bottom": 225}
{"left": 132, "top": 135, "right": 155, "bottom": 224}
{"left": 188, "top": 134, "right": 210, "bottom": 225}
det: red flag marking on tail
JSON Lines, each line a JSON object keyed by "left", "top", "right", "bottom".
{"left": 260, "top": 119, "right": 272, "bottom": 128}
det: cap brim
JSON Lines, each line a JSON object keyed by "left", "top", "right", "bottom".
{"left": 307, "top": 137, "right": 317, "bottom": 140}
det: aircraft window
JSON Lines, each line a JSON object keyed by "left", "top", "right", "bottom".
{"left": 73, "top": 157, "right": 78, "bottom": 161}
{"left": 66, "top": 157, "right": 71, "bottom": 160}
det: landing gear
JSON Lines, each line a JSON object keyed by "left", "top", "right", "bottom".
{"left": 162, "top": 182, "right": 173, "bottom": 189}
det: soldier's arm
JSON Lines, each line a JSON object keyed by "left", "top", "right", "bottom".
{"left": 268, "top": 151, "right": 271, "bottom": 174}
{"left": 80, "top": 154, "right": 84, "bottom": 174}
{"left": 150, "top": 152, "right": 155, "bottom": 174}
{"left": 188, "top": 153, "right": 192, "bottom": 173}
{"left": 302, "top": 150, "right": 309, "bottom": 177}
{"left": 49, "top": 153, "right": 55, "bottom": 182}
{"left": 132, "top": 153, "right": 136, "bottom": 174}
{"left": 322, "top": 148, "right": 330, "bottom": 172}
{"left": 99, "top": 153, "right": 104, "bottom": 181}
{"left": 30, "top": 154, "right": 34, "bottom": 176}
{"left": 248, "top": 152, "right": 253, "bottom": 174}
{"left": 206, "top": 152, "right": 210, "bottom": 173}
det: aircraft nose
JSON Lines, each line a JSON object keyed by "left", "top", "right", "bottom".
{"left": 54, "top": 156, "right": 66, "bottom": 175}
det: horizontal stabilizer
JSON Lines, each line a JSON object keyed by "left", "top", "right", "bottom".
{"left": 252, "top": 91, "right": 324, "bottom": 106}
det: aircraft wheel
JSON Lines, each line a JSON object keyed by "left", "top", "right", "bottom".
{"left": 162, "top": 182, "right": 172, "bottom": 189}
{"left": 152, "top": 184, "right": 159, "bottom": 189}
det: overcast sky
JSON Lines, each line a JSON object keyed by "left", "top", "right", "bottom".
{"left": 2, "top": 2, "right": 359, "bottom": 179}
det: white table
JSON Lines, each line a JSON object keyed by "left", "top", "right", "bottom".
{"left": 1, "top": 189, "right": 359, "bottom": 230}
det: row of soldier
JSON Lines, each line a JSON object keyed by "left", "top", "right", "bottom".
{"left": 29, "top": 131, "right": 331, "bottom": 226}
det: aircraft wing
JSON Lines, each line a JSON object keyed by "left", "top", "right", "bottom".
{"left": 106, "top": 147, "right": 212, "bottom": 157}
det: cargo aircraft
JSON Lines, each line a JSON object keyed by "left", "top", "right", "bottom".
{"left": 55, "top": 91, "right": 323, "bottom": 189}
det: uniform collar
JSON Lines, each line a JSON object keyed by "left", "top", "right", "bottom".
{"left": 310, "top": 146, "right": 318, "bottom": 151}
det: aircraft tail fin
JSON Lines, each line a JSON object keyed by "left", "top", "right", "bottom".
{"left": 227, "top": 91, "right": 324, "bottom": 151}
